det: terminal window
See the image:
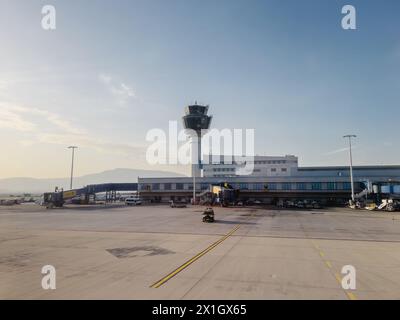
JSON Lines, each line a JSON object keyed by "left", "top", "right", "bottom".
{"left": 311, "top": 182, "right": 322, "bottom": 190}
{"left": 176, "top": 183, "right": 183, "bottom": 190}
{"left": 152, "top": 184, "right": 160, "bottom": 190}
{"left": 327, "top": 182, "right": 337, "bottom": 190}
{"left": 296, "top": 183, "right": 306, "bottom": 190}
{"left": 282, "top": 183, "right": 291, "bottom": 190}
{"left": 343, "top": 182, "right": 352, "bottom": 190}
{"left": 164, "top": 183, "right": 172, "bottom": 190}
{"left": 201, "top": 183, "right": 209, "bottom": 190}
{"left": 239, "top": 183, "right": 249, "bottom": 190}
{"left": 253, "top": 183, "right": 264, "bottom": 190}
{"left": 268, "top": 183, "right": 277, "bottom": 190}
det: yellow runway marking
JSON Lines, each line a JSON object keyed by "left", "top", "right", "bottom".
{"left": 346, "top": 292, "right": 357, "bottom": 300}
{"left": 150, "top": 224, "right": 241, "bottom": 288}
{"left": 314, "top": 243, "right": 358, "bottom": 301}
{"left": 334, "top": 273, "right": 357, "bottom": 299}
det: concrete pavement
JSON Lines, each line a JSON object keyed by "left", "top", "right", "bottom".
{"left": 0, "top": 203, "right": 399, "bottom": 299}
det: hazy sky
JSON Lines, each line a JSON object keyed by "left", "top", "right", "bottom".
{"left": 0, "top": 0, "right": 399, "bottom": 179}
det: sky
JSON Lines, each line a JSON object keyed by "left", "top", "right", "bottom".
{"left": 0, "top": 0, "right": 399, "bottom": 179}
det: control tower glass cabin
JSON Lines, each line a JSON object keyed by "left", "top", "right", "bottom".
{"left": 182, "top": 104, "right": 212, "bottom": 177}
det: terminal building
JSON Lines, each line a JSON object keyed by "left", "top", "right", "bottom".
{"left": 138, "top": 104, "right": 400, "bottom": 205}
{"left": 138, "top": 164, "right": 400, "bottom": 205}
{"left": 203, "top": 155, "right": 299, "bottom": 178}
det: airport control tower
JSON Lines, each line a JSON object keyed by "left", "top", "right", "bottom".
{"left": 182, "top": 103, "right": 212, "bottom": 177}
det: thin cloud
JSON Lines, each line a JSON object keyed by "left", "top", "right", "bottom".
{"left": 99, "top": 73, "right": 136, "bottom": 106}
{"left": 0, "top": 103, "right": 85, "bottom": 135}
{"left": 383, "top": 141, "right": 393, "bottom": 147}
{"left": 0, "top": 79, "right": 10, "bottom": 91}
{"left": 323, "top": 146, "right": 358, "bottom": 156}
{"left": 0, "top": 101, "right": 145, "bottom": 158}
{"left": 37, "top": 132, "right": 146, "bottom": 158}
{"left": 0, "top": 107, "right": 36, "bottom": 132}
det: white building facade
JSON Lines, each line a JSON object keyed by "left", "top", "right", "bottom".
{"left": 203, "top": 155, "right": 299, "bottom": 178}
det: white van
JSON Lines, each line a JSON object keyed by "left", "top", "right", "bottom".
{"left": 125, "top": 197, "right": 142, "bottom": 206}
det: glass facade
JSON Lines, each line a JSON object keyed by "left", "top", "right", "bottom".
{"left": 239, "top": 183, "right": 249, "bottom": 190}
{"left": 176, "top": 183, "right": 183, "bottom": 190}
{"left": 164, "top": 183, "right": 172, "bottom": 190}
{"left": 268, "top": 183, "right": 277, "bottom": 190}
{"left": 282, "top": 183, "right": 291, "bottom": 190}
{"left": 201, "top": 183, "right": 209, "bottom": 190}
{"left": 343, "top": 182, "right": 352, "bottom": 190}
{"left": 296, "top": 183, "right": 306, "bottom": 190}
{"left": 311, "top": 182, "right": 322, "bottom": 190}
{"left": 253, "top": 183, "right": 264, "bottom": 190}
{"left": 140, "top": 179, "right": 366, "bottom": 193}
{"left": 327, "top": 182, "right": 337, "bottom": 190}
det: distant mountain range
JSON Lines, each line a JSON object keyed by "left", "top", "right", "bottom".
{"left": 0, "top": 168, "right": 185, "bottom": 194}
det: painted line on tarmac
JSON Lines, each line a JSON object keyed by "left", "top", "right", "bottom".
{"left": 346, "top": 292, "right": 357, "bottom": 300}
{"left": 313, "top": 241, "right": 358, "bottom": 300}
{"left": 334, "top": 273, "right": 357, "bottom": 300}
{"left": 150, "top": 224, "right": 241, "bottom": 288}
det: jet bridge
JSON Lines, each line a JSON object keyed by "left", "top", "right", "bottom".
{"left": 42, "top": 183, "right": 138, "bottom": 208}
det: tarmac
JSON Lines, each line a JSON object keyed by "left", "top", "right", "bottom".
{"left": 1, "top": 203, "right": 399, "bottom": 299}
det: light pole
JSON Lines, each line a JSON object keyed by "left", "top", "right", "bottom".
{"left": 343, "top": 135, "right": 356, "bottom": 202}
{"left": 193, "top": 173, "right": 196, "bottom": 205}
{"left": 192, "top": 135, "right": 198, "bottom": 205}
{"left": 68, "top": 146, "right": 78, "bottom": 190}
{"left": 137, "top": 176, "right": 140, "bottom": 198}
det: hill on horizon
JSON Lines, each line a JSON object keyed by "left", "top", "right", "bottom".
{"left": 0, "top": 168, "right": 185, "bottom": 194}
